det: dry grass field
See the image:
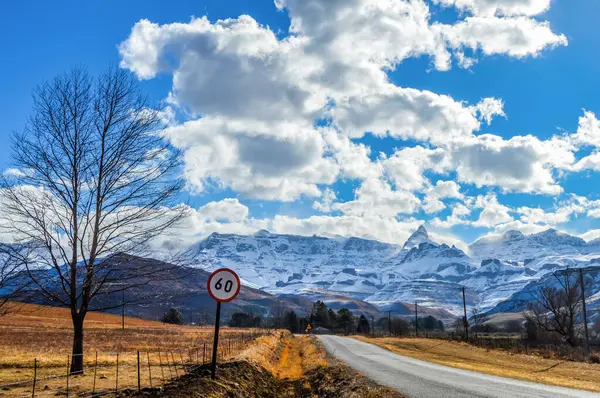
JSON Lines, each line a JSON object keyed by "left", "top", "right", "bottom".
{"left": 355, "top": 336, "right": 600, "bottom": 392}
{"left": 0, "top": 302, "right": 263, "bottom": 397}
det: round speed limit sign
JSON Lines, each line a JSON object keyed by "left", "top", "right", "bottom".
{"left": 207, "top": 268, "right": 241, "bottom": 303}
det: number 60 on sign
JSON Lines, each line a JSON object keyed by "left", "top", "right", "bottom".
{"left": 207, "top": 268, "right": 241, "bottom": 302}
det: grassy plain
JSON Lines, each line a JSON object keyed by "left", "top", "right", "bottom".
{"left": 355, "top": 336, "right": 600, "bottom": 392}
{"left": 0, "top": 302, "right": 260, "bottom": 396}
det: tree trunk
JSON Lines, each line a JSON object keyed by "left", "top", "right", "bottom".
{"left": 70, "top": 313, "right": 85, "bottom": 375}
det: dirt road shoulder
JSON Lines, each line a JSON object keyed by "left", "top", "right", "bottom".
{"left": 354, "top": 336, "right": 600, "bottom": 392}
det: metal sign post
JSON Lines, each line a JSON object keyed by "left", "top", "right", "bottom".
{"left": 207, "top": 268, "right": 241, "bottom": 380}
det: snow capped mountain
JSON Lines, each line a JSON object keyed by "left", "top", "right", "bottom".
{"left": 399, "top": 225, "right": 436, "bottom": 255}
{"left": 486, "top": 264, "right": 600, "bottom": 324}
{"left": 470, "top": 228, "right": 591, "bottom": 262}
{"left": 187, "top": 226, "right": 600, "bottom": 319}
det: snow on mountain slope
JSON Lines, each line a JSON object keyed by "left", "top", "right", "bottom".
{"left": 189, "top": 230, "right": 400, "bottom": 297}
{"left": 367, "top": 279, "right": 479, "bottom": 316}
{"left": 469, "top": 228, "right": 593, "bottom": 262}
{"left": 384, "top": 241, "right": 476, "bottom": 279}
{"left": 187, "top": 226, "right": 600, "bottom": 318}
{"left": 397, "top": 225, "right": 436, "bottom": 257}
{"left": 486, "top": 264, "right": 600, "bottom": 324}
{"left": 461, "top": 259, "right": 537, "bottom": 311}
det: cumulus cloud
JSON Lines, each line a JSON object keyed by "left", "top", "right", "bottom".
{"left": 452, "top": 134, "right": 575, "bottom": 195}
{"left": 434, "top": 0, "right": 551, "bottom": 17}
{"left": 332, "top": 178, "right": 421, "bottom": 217}
{"left": 331, "top": 86, "right": 482, "bottom": 144}
{"left": 440, "top": 16, "right": 567, "bottom": 60}
{"left": 581, "top": 229, "right": 600, "bottom": 242}
{"left": 116, "top": 0, "right": 584, "bottom": 247}
{"left": 572, "top": 110, "right": 600, "bottom": 148}
{"left": 312, "top": 188, "right": 338, "bottom": 213}
{"left": 198, "top": 198, "right": 249, "bottom": 222}
{"left": 383, "top": 146, "right": 450, "bottom": 192}
{"left": 165, "top": 117, "right": 338, "bottom": 200}
{"left": 472, "top": 194, "right": 514, "bottom": 227}
{"left": 492, "top": 220, "right": 552, "bottom": 235}
{"left": 472, "top": 97, "right": 506, "bottom": 125}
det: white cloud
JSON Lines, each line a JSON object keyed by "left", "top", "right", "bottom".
{"left": 581, "top": 229, "right": 600, "bottom": 243}
{"left": 434, "top": 0, "right": 551, "bottom": 17}
{"left": 2, "top": 168, "right": 28, "bottom": 178}
{"left": 431, "top": 203, "right": 472, "bottom": 228}
{"left": 331, "top": 86, "right": 482, "bottom": 144}
{"left": 165, "top": 117, "right": 338, "bottom": 201}
{"left": 115, "top": 0, "right": 586, "bottom": 247}
{"left": 472, "top": 194, "right": 513, "bottom": 227}
{"left": 322, "top": 129, "right": 383, "bottom": 180}
{"left": 423, "top": 197, "right": 447, "bottom": 214}
{"left": 431, "top": 180, "right": 463, "bottom": 199}
{"left": 492, "top": 220, "right": 552, "bottom": 235}
{"left": 119, "top": 0, "right": 569, "bottom": 204}
{"left": 312, "top": 188, "right": 337, "bottom": 213}
{"left": 517, "top": 201, "right": 586, "bottom": 225}
{"left": 452, "top": 134, "right": 575, "bottom": 195}
{"left": 440, "top": 16, "right": 567, "bottom": 60}
{"left": 572, "top": 110, "right": 600, "bottom": 148}
{"left": 383, "top": 146, "right": 450, "bottom": 192}
{"left": 422, "top": 180, "right": 463, "bottom": 214}
{"left": 198, "top": 199, "right": 249, "bottom": 222}
{"left": 332, "top": 178, "right": 421, "bottom": 217}
{"left": 472, "top": 97, "right": 506, "bottom": 125}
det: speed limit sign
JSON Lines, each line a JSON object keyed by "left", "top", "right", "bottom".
{"left": 207, "top": 268, "right": 241, "bottom": 380}
{"left": 207, "top": 268, "right": 241, "bottom": 302}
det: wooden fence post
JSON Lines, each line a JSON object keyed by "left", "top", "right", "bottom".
{"left": 203, "top": 343, "right": 206, "bottom": 364}
{"left": 158, "top": 351, "right": 166, "bottom": 383}
{"left": 115, "top": 352, "right": 119, "bottom": 395}
{"left": 92, "top": 352, "right": 98, "bottom": 396}
{"left": 171, "top": 352, "right": 179, "bottom": 377}
{"left": 147, "top": 352, "right": 153, "bottom": 388}
{"left": 31, "top": 358, "right": 37, "bottom": 398}
{"left": 66, "top": 355, "right": 70, "bottom": 398}
{"left": 137, "top": 351, "right": 141, "bottom": 393}
{"left": 165, "top": 351, "right": 173, "bottom": 380}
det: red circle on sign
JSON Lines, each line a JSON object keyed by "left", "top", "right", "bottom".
{"left": 207, "top": 268, "right": 241, "bottom": 303}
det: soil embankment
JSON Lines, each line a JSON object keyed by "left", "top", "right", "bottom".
{"left": 127, "top": 333, "right": 403, "bottom": 397}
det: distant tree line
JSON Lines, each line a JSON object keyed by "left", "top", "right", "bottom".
{"left": 223, "top": 300, "right": 449, "bottom": 338}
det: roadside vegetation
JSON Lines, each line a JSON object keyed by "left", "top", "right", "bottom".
{"left": 137, "top": 332, "right": 404, "bottom": 398}
{"left": 355, "top": 335, "right": 600, "bottom": 392}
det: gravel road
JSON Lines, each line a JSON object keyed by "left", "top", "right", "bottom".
{"left": 318, "top": 335, "right": 599, "bottom": 398}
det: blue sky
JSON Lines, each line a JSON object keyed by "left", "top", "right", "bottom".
{"left": 3, "top": 0, "right": 600, "bottom": 248}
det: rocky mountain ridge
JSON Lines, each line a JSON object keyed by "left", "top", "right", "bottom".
{"left": 188, "top": 226, "right": 600, "bottom": 317}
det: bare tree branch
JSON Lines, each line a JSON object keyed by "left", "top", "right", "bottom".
{"left": 0, "top": 66, "right": 188, "bottom": 374}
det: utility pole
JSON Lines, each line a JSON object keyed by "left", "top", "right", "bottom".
{"left": 371, "top": 315, "right": 375, "bottom": 336}
{"left": 461, "top": 287, "right": 468, "bottom": 341}
{"left": 579, "top": 268, "right": 590, "bottom": 355}
{"left": 388, "top": 310, "right": 392, "bottom": 335}
{"left": 414, "top": 302, "right": 418, "bottom": 337}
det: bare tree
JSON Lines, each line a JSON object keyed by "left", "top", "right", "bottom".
{"left": 0, "top": 67, "right": 187, "bottom": 374}
{"left": 469, "top": 305, "right": 486, "bottom": 334}
{"left": 527, "top": 268, "right": 588, "bottom": 346}
{"left": 270, "top": 300, "right": 287, "bottom": 329}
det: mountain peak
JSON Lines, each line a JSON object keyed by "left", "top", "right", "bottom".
{"left": 402, "top": 225, "right": 435, "bottom": 252}
{"left": 254, "top": 229, "right": 271, "bottom": 237}
{"left": 502, "top": 230, "right": 524, "bottom": 241}
{"left": 412, "top": 225, "right": 429, "bottom": 239}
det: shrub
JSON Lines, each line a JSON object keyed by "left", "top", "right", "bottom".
{"left": 162, "top": 308, "right": 184, "bottom": 325}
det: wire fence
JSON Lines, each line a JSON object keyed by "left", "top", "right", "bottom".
{"left": 0, "top": 331, "right": 267, "bottom": 397}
